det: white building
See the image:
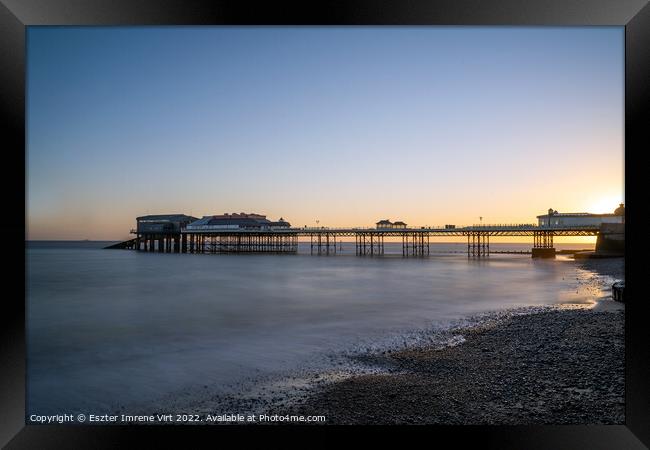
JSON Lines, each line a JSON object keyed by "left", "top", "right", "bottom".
{"left": 375, "top": 219, "right": 408, "bottom": 229}
{"left": 537, "top": 204, "right": 624, "bottom": 227}
{"left": 185, "top": 213, "right": 291, "bottom": 231}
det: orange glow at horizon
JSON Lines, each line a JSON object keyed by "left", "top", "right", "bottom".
{"left": 26, "top": 177, "right": 622, "bottom": 242}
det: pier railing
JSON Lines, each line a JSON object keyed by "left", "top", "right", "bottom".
{"left": 127, "top": 222, "right": 600, "bottom": 257}
{"left": 145, "top": 223, "right": 603, "bottom": 235}
{"left": 469, "top": 223, "right": 537, "bottom": 228}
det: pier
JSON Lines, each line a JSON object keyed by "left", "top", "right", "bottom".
{"left": 121, "top": 222, "right": 601, "bottom": 258}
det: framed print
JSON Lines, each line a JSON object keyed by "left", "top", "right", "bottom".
{"left": 2, "top": 0, "right": 648, "bottom": 448}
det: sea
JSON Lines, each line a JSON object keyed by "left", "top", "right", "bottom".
{"left": 26, "top": 240, "right": 616, "bottom": 416}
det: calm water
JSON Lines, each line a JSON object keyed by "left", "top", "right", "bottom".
{"left": 27, "top": 240, "right": 603, "bottom": 415}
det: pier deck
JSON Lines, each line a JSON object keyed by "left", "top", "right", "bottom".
{"left": 118, "top": 224, "right": 600, "bottom": 258}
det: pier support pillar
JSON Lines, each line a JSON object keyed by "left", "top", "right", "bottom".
{"left": 532, "top": 231, "right": 555, "bottom": 258}
{"left": 312, "top": 232, "right": 337, "bottom": 254}
{"left": 532, "top": 248, "right": 556, "bottom": 258}
{"left": 467, "top": 232, "right": 489, "bottom": 257}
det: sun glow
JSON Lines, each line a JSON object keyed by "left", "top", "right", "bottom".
{"left": 585, "top": 195, "right": 624, "bottom": 215}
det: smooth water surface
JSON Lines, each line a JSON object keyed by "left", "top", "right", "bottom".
{"left": 27, "top": 241, "right": 603, "bottom": 414}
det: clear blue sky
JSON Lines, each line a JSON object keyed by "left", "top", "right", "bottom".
{"left": 27, "top": 27, "right": 624, "bottom": 240}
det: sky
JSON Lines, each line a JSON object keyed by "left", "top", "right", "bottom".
{"left": 27, "top": 27, "right": 624, "bottom": 241}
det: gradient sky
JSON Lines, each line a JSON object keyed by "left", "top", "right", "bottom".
{"left": 27, "top": 27, "right": 624, "bottom": 241}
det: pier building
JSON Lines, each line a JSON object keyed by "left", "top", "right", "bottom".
{"left": 135, "top": 214, "right": 197, "bottom": 233}
{"left": 185, "top": 213, "right": 291, "bottom": 231}
{"left": 376, "top": 219, "right": 408, "bottom": 229}
{"left": 112, "top": 214, "right": 198, "bottom": 253}
{"left": 537, "top": 204, "right": 624, "bottom": 227}
{"left": 179, "top": 213, "right": 296, "bottom": 254}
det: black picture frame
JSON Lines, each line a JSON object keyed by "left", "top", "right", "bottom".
{"left": 2, "top": 0, "right": 648, "bottom": 447}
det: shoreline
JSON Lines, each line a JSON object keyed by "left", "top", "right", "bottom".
{"left": 115, "top": 257, "right": 625, "bottom": 425}
{"left": 270, "top": 257, "right": 625, "bottom": 425}
{"left": 278, "top": 306, "right": 624, "bottom": 424}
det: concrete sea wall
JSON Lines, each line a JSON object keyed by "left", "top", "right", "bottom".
{"left": 595, "top": 223, "right": 624, "bottom": 254}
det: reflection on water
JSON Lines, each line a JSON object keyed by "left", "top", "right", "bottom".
{"left": 27, "top": 241, "right": 611, "bottom": 415}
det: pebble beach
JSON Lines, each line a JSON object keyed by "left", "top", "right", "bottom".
{"left": 274, "top": 257, "right": 626, "bottom": 424}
